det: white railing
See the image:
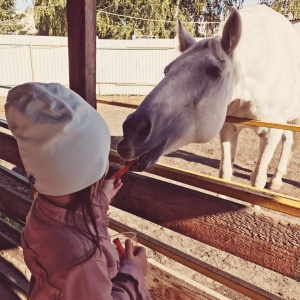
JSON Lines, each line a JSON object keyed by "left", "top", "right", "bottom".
{"left": 0, "top": 35, "right": 181, "bottom": 96}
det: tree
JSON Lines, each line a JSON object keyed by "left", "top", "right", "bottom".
{"left": 33, "top": 0, "right": 245, "bottom": 39}
{"left": 203, "top": 0, "right": 243, "bottom": 36}
{"left": 260, "top": 0, "right": 300, "bottom": 19}
{"left": 96, "top": 0, "right": 244, "bottom": 39}
{"left": 96, "top": 0, "right": 202, "bottom": 39}
{"left": 34, "top": 0, "right": 67, "bottom": 36}
{"left": 0, "top": 0, "right": 24, "bottom": 34}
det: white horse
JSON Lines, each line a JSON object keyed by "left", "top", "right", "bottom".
{"left": 117, "top": 5, "right": 300, "bottom": 190}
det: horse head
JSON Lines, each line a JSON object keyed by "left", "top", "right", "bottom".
{"left": 117, "top": 8, "right": 242, "bottom": 171}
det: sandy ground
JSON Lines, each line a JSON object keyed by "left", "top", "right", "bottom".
{"left": 1, "top": 95, "right": 300, "bottom": 299}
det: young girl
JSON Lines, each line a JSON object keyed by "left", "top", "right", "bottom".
{"left": 5, "top": 82, "right": 148, "bottom": 300}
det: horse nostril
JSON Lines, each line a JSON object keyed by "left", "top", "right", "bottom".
{"left": 123, "top": 114, "right": 152, "bottom": 138}
{"left": 136, "top": 119, "right": 152, "bottom": 137}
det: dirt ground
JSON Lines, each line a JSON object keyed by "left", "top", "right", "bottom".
{"left": 0, "top": 95, "right": 300, "bottom": 299}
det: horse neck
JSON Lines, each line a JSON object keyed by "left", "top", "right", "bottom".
{"left": 211, "top": 37, "right": 245, "bottom": 104}
{"left": 229, "top": 54, "right": 249, "bottom": 103}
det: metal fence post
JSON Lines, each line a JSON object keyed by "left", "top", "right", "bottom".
{"left": 29, "top": 42, "right": 36, "bottom": 81}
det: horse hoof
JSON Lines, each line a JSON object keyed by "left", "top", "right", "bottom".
{"left": 269, "top": 180, "right": 283, "bottom": 191}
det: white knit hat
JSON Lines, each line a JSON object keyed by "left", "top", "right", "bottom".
{"left": 5, "top": 82, "right": 110, "bottom": 196}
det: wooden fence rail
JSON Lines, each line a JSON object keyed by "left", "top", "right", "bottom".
{"left": 1, "top": 129, "right": 299, "bottom": 271}
{"left": 0, "top": 140, "right": 293, "bottom": 300}
{"left": 1, "top": 118, "right": 299, "bottom": 217}
{"left": 0, "top": 170, "right": 288, "bottom": 300}
{"left": 97, "top": 99, "right": 300, "bottom": 132}
{"left": 0, "top": 102, "right": 299, "bottom": 299}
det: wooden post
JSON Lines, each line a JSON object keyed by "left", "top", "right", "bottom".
{"left": 29, "top": 42, "right": 36, "bottom": 81}
{"left": 67, "top": 0, "right": 97, "bottom": 108}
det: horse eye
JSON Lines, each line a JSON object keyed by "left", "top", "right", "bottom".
{"left": 205, "top": 65, "right": 221, "bottom": 79}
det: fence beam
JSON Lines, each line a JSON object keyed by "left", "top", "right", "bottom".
{"left": 109, "top": 219, "right": 284, "bottom": 300}
{"left": 0, "top": 175, "right": 291, "bottom": 300}
{"left": 0, "top": 132, "right": 23, "bottom": 168}
{"left": 109, "top": 150, "right": 300, "bottom": 217}
{"left": 67, "top": 0, "right": 97, "bottom": 108}
{"left": 107, "top": 160, "right": 300, "bottom": 280}
{"left": 0, "top": 134, "right": 299, "bottom": 285}
{"left": 97, "top": 99, "right": 300, "bottom": 132}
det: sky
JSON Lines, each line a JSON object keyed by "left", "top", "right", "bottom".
{"left": 15, "top": 0, "right": 260, "bottom": 12}
{"left": 243, "top": 0, "right": 261, "bottom": 6}
{"left": 15, "top": 0, "right": 33, "bottom": 11}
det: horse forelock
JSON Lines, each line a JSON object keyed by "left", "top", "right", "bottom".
{"left": 208, "top": 38, "right": 230, "bottom": 63}
{"left": 191, "top": 37, "right": 231, "bottom": 65}
{"left": 208, "top": 37, "right": 242, "bottom": 81}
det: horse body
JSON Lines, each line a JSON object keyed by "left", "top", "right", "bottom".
{"left": 231, "top": 6, "right": 300, "bottom": 122}
{"left": 117, "top": 5, "right": 300, "bottom": 190}
{"left": 219, "top": 5, "right": 300, "bottom": 189}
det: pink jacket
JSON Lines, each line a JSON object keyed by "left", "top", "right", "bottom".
{"left": 21, "top": 193, "right": 148, "bottom": 300}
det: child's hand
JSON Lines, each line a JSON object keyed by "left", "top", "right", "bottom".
{"left": 102, "top": 177, "right": 123, "bottom": 202}
{"left": 124, "top": 239, "right": 147, "bottom": 277}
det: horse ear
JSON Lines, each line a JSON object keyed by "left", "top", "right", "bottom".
{"left": 221, "top": 8, "right": 242, "bottom": 57}
{"left": 177, "top": 19, "right": 196, "bottom": 52}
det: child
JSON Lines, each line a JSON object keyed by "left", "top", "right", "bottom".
{"left": 5, "top": 82, "right": 148, "bottom": 300}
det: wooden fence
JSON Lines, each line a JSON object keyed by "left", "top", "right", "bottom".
{"left": 0, "top": 96, "right": 300, "bottom": 299}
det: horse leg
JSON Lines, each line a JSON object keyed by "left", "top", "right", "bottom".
{"left": 251, "top": 128, "right": 283, "bottom": 189}
{"left": 219, "top": 123, "right": 239, "bottom": 181}
{"left": 270, "top": 119, "right": 300, "bottom": 190}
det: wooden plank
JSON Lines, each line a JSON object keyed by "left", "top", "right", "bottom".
{"left": 1, "top": 147, "right": 297, "bottom": 281}
{"left": 148, "top": 162, "right": 300, "bottom": 217}
{"left": 1, "top": 219, "right": 229, "bottom": 300}
{"left": 2, "top": 129, "right": 299, "bottom": 218}
{"left": 0, "top": 260, "right": 11, "bottom": 274}
{"left": 0, "top": 165, "right": 29, "bottom": 187}
{"left": 146, "top": 259, "right": 231, "bottom": 300}
{"left": 0, "top": 118, "right": 9, "bottom": 129}
{"left": 97, "top": 99, "right": 141, "bottom": 109}
{"left": 226, "top": 116, "right": 300, "bottom": 132}
{"left": 0, "top": 135, "right": 299, "bottom": 279}
{"left": 0, "top": 132, "right": 23, "bottom": 168}
{"left": 109, "top": 219, "right": 283, "bottom": 300}
{"left": 0, "top": 214, "right": 281, "bottom": 300}
{"left": 96, "top": 100, "right": 300, "bottom": 132}
{"left": 0, "top": 270, "right": 28, "bottom": 299}
{"left": 0, "top": 219, "right": 22, "bottom": 245}
{"left": 0, "top": 232, "right": 29, "bottom": 299}
{"left": 0, "top": 171, "right": 295, "bottom": 298}
{"left": 109, "top": 150, "right": 300, "bottom": 217}
{"left": 0, "top": 219, "right": 230, "bottom": 300}
{"left": 0, "top": 227, "right": 30, "bottom": 282}
{"left": 67, "top": 0, "right": 97, "bottom": 108}
{"left": 0, "top": 224, "right": 29, "bottom": 282}
{"left": 0, "top": 183, "right": 32, "bottom": 223}
{"left": 107, "top": 162, "right": 300, "bottom": 280}
{"left": 0, "top": 281, "right": 22, "bottom": 300}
